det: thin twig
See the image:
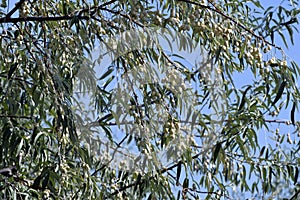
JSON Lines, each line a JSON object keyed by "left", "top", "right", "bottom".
{"left": 0, "top": 115, "right": 33, "bottom": 119}
{"left": 87, "top": 118, "right": 295, "bottom": 128}
{"left": 0, "top": 75, "right": 33, "bottom": 85}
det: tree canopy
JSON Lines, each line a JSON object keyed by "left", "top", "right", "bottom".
{"left": 0, "top": 0, "right": 300, "bottom": 199}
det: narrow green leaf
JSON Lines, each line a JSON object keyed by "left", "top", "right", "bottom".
{"left": 99, "top": 67, "right": 114, "bottom": 80}
{"left": 286, "top": 24, "right": 294, "bottom": 45}
{"left": 265, "top": 148, "right": 269, "bottom": 160}
{"left": 7, "top": 63, "right": 18, "bottom": 79}
{"left": 262, "top": 167, "right": 267, "bottom": 181}
{"left": 212, "top": 143, "right": 222, "bottom": 163}
{"left": 32, "top": 175, "right": 42, "bottom": 190}
{"left": 103, "top": 75, "right": 115, "bottom": 89}
{"left": 252, "top": 182, "right": 258, "bottom": 193}
{"left": 253, "top": 1, "right": 263, "bottom": 9}
{"left": 176, "top": 161, "right": 181, "bottom": 185}
{"left": 101, "top": 125, "right": 112, "bottom": 142}
{"left": 271, "top": 30, "right": 274, "bottom": 44}
{"left": 177, "top": 191, "right": 180, "bottom": 200}
{"left": 287, "top": 165, "right": 293, "bottom": 178}
{"left": 272, "top": 80, "right": 286, "bottom": 105}
{"left": 42, "top": 172, "right": 50, "bottom": 189}
{"left": 183, "top": 177, "right": 189, "bottom": 189}
{"left": 269, "top": 167, "right": 272, "bottom": 182}
{"left": 134, "top": 173, "right": 142, "bottom": 191}
{"left": 291, "top": 102, "right": 296, "bottom": 125}
{"left": 238, "top": 86, "right": 252, "bottom": 111}
{"left": 264, "top": 7, "right": 274, "bottom": 15}
{"left": 249, "top": 164, "right": 254, "bottom": 180}
{"left": 259, "top": 146, "right": 266, "bottom": 157}
{"left": 294, "top": 167, "right": 299, "bottom": 185}
{"left": 243, "top": 165, "right": 246, "bottom": 181}
{"left": 214, "top": 47, "right": 222, "bottom": 64}
{"left": 98, "top": 113, "right": 113, "bottom": 124}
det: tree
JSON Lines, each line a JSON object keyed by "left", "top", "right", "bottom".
{"left": 0, "top": 0, "right": 299, "bottom": 199}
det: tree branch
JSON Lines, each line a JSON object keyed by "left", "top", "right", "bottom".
{"left": 87, "top": 118, "right": 295, "bottom": 128}
{"left": 0, "top": 115, "right": 33, "bottom": 119}
{"left": 110, "top": 152, "right": 204, "bottom": 196}
{"left": 177, "top": 0, "right": 282, "bottom": 50}
{"left": 0, "top": 75, "right": 33, "bottom": 85}
{"left": 5, "top": 0, "right": 26, "bottom": 19}
{"left": 0, "top": 0, "right": 118, "bottom": 24}
{"left": 0, "top": 15, "right": 90, "bottom": 23}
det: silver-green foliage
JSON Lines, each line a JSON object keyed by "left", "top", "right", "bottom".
{"left": 0, "top": 0, "right": 299, "bottom": 199}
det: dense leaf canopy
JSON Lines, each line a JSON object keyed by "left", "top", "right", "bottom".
{"left": 0, "top": 0, "right": 300, "bottom": 199}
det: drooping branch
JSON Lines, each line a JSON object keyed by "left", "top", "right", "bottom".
{"left": 0, "top": 15, "right": 89, "bottom": 23}
{"left": 87, "top": 118, "right": 296, "bottom": 128}
{"left": 0, "top": 0, "right": 118, "bottom": 23}
{"left": 110, "top": 152, "right": 204, "bottom": 196}
{"left": 226, "top": 152, "right": 300, "bottom": 168}
{"left": 177, "top": 0, "right": 283, "bottom": 50}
